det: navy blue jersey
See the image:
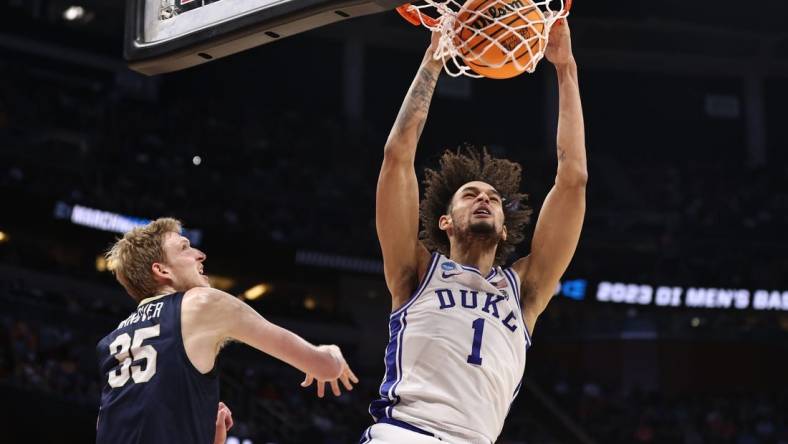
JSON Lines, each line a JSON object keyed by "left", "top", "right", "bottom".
{"left": 96, "top": 292, "right": 219, "bottom": 444}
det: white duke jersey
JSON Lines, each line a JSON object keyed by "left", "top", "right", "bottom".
{"left": 369, "top": 252, "right": 532, "bottom": 444}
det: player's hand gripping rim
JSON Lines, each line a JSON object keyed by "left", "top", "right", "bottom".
{"left": 301, "top": 345, "right": 359, "bottom": 398}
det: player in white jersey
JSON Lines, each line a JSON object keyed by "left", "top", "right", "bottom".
{"left": 362, "top": 19, "right": 587, "bottom": 444}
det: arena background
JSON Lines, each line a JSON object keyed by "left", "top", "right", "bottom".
{"left": 1, "top": 0, "right": 787, "bottom": 443}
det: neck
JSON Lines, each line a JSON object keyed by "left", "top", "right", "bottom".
{"left": 448, "top": 240, "right": 497, "bottom": 277}
{"left": 153, "top": 285, "right": 177, "bottom": 298}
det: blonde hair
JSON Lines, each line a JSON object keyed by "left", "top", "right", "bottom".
{"left": 106, "top": 217, "right": 182, "bottom": 302}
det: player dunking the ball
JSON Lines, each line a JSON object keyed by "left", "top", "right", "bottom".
{"left": 362, "top": 19, "right": 586, "bottom": 444}
{"left": 96, "top": 218, "right": 358, "bottom": 444}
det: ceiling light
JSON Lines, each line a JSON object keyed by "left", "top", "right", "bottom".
{"left": 63, "top": 6, "right": 85, "bottom": 21}
{"left": 243, "top": 284, "right": 270, "bottom": 300}
{"left": 95, "top": 255, "right": 108, "bottom": 272}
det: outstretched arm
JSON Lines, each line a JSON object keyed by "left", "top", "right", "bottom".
{"left": 182, "top": 288, "right": 357, "bottom": 395}
{"left": 513, "top": 20, "right": 587, "bottom": 334}
{"left": 377, "top": 34, "right": 441, "bottom": 307}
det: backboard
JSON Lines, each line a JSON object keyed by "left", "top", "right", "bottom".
{"left": 125, "top": 0, "right": 405, "bottom": 75}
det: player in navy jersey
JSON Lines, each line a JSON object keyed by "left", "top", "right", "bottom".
{"left": 97, "top": 218, "right": 358, "bottom": 444}
{"left": 362, "top": 21, "right": 587, "bottom": 443}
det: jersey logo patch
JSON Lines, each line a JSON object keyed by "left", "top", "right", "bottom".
{"left": 441, "top": 271, "right": 462, "bottom": 280}
{"left": 440, "top": 262, "right": 462, "bottom": 280}
{"left": 441, "top": 261, "right": 457, "bottom": 271}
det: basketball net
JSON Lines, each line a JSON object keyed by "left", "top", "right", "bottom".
{"left": 398, "top": 0, "right": 570, "bottom": 78}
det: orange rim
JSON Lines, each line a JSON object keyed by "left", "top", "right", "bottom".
{"left": 395, "top": 4, "right": 439, "bottom": 27}
{"left": 397, "top": 0, "right": 572, "bottom": 28}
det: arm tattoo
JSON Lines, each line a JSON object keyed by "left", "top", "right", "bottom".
{"left": 557, "top": 148, "right": 566, "bottom": 163}
{"left": 394, "top": 66, "right": 438, "bottom": 139}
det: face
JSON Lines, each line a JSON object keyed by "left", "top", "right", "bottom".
{"left": 439, "top": 181, "right": 507, "bottom": 244}
{"left": 153, "top": 232, "right": 210, "bottom": 292}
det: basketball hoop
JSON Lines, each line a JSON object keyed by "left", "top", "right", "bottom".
{"left": 396, "top": 0, "right": 573, "bottom": 79}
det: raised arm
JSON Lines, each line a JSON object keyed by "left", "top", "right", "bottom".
{"left": 376, "top": 34, "right": 442, "bottom": 307}
{"left": 512, "top": 20, "right": 587, "bottom": 333}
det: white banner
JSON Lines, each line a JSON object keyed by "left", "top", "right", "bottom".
{"left": 595, "top": 281, "right": 788, "bottom": 311}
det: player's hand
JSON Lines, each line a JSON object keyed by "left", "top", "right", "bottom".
{"left": 544, "top": 15, "right": 574, "bottom": 67}
{"left": 300, "top": 345, "right": 359, "bottom": 398}
{"left": 213, "top": 401, "right": 234, "bottom": 444}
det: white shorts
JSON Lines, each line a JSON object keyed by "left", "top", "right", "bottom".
{"left": 359, "top": 422, "right": 444, "bottom": 444}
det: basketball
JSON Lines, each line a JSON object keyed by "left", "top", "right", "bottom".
{"left": 455, "top": 0, "right": 546, "bottom": 79}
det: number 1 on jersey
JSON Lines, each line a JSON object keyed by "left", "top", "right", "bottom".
{"left": 467, "top": 318, "right": 485, "bottom": 365}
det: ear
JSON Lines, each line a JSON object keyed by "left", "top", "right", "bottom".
{"left": 501, "top": 225, "right": 508, "bottom": 242}
{"left": 438, "top": 214, "right": 453, "bottom": 233}
{"left": 151, "top": 262, "right": 170, "bottom": 284}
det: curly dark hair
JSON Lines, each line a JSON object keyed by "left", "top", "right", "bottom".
{"left": 419, "top": 147, "right": 533, "bottom": 266}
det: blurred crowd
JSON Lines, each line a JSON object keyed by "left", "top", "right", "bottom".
{"left": 0, "top": 276, "right": 115, "bottom": 406}
{"left": 535, "top": 299, "right": 788, "bottom": 340}
{"left": 550, "top": 379, "right": 788, "bottom": 444}
{"left": 0, "top": 316, "right": 100, "bottom": 405}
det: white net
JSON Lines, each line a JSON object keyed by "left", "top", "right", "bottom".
{"left": 401, "top": 0, "right": 569, "bottom": 78}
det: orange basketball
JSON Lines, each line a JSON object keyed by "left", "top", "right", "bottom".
{"left": 455, "top": 0, "right": 545, "bottom": 79}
